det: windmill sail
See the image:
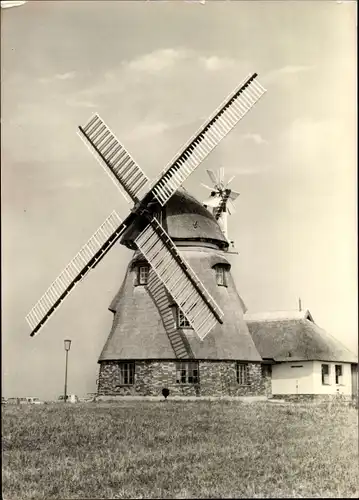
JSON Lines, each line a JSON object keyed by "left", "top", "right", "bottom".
{"left": 78, "top": 114, "right": 149, "bottom": 202}
{"left": 26, "top": 211, "right": 126, "bottom": 337}
{"left": 151, "top": 73, "right": 266, "bottom": 206}
{"left": 27, "top": 71, "right": 266, "bottom": 339}
{"left": 135, "top": 218, "right": 224, "bottom": 340}
{"left": 206, "top": 169, "right": 219, "bottom": 187}
{"left": 229, "top": 190, "right": 240, "bottom": 201}
{"left": 227, "top": 199, "right": 236, "bottom": 216}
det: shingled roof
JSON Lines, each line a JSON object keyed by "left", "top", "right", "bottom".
{"left": 100, "top": 246, "right": 261, "bottom": 362}
{"left": 245, "top": 311, "right": 357, "bottom": 363}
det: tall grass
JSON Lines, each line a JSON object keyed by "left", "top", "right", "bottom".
{"left": 2, "top": 401, "right": 358, "bottom": 499}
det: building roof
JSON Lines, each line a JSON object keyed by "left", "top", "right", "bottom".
{"left": 120, "top": 187, "right": 228, "bottom": 250}
{"left": 245, "top": 311, "right": 357, "bottom": 363}
{"left": 245, "top": 310, "right": 314, "bottom": 322}
{"left": 100, "top": 246, "right": 261, "bottom": 362}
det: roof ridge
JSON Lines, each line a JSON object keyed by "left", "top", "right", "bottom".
{"left": 246, "top": 309, "right": 307, "bottom": 313}
{"left": 307, "top": 319, "right": 358, "bottom": 358}
{"left": 244, "top": 310, "right": 310, "bottom": 322}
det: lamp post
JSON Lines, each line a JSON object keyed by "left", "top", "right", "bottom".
{"left": 63, "top": 339, "right": 71, "bottom": 403}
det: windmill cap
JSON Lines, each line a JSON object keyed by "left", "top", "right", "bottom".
{"left": 121, "top": 187, "right": 229, "bottom": 249}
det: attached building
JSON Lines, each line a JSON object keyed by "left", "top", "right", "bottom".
{"left": 245, "top": 310, "right": 358, "bottom": 401}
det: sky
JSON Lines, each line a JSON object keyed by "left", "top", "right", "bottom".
{"left": 1, "top": 0, "right": 357, "bottom": 400}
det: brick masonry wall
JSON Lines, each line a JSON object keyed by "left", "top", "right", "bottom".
{"left": 98, "top": 360, "right": 267, "bottom": 397}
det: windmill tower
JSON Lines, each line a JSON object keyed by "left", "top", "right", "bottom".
{"left": 26, "top": 73, "right": 268, "bottom": 398}
{"left": 202, "top": 167, "right": 240, "bottom": 242}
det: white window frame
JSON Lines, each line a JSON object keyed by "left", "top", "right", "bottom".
{"left": 176, "top": 362, "right": 199, "bottom": 384}
{"left": 177, "top": 307, "right": 192, "bottom": 329}
{"left": 321, "top": 363, "right": 331, "bottom": 385}
{"left": 117, "top": 362, "right": 135, "bottom": 385}
{"left": 335, "top": 364, "right": 343, "bottom": 385}
{"left": 138, "top": 265, "right": 149, "bottom": 285}
{"left": 236, "top": 363, "right": 250, "bottom": 386}
{"left": 215, "top": 265, "right": 226, "bottom": 286}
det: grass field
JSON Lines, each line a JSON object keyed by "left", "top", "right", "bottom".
{"left": 2, "top": 400, "right": 358, "bottom": 499}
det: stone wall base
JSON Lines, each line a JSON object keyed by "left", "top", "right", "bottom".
{"left": 98, "top": 360, "right": 267, "bottom": 397}
{"left": 95, "top": 395, "right": 268, "bottom": 402}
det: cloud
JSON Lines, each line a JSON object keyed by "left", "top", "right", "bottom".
{"left": 78, "top": 48, "right": 192, "bottom": 101}
{"left": 56, "top": 72, "right": 76, "bottom": 81}
{"left": 60, "top": 48, "right": 257, "bottom": 169}
{"left": 125, "top": 48, "right": 189, "bottom": 73}
{"left": 277, "top": 116, "right": 355, "bottom": 182}
{"left": 124, "top": 121, "right": 170, "bottom": 141}
{"left": 120, "top": 49, "right": 238, "bottom": 75}
{"left": 263, "top": 65, "right": 313, "bottom": 84}
{"left": 277, "top": 65, "right": 313, "bottom": 75}
{"left": 78, "top": 48, "right": 248, "bottom": 111}
{"left": 282, "top": 117, "right": 344, "bottom": 159}
{"left": 60, "top": 179, "right": 96, "bottom": 190}
{"left": 66, "top": 99, "right": 97, "bottom": 109}
{"left": 199, "top": 55, "right": 236, "bottom": 71}
{"left": 224, "top": 165, "right": 270, "bottom": 176}
{"left": 39, "top": 72, "right": 76, "bottom": 84}
{"left": 240, "top": 133, "right": 268, "bottom": 145}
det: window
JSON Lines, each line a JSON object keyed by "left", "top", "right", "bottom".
{"left": 176, "top": 362, "right": 199, "bottom": 384}
{"left": 215, "top": 265, "right": 227, "bottom": 286}
{"left": 335, "top": 364, "right": 343, "bottom": 385}
{"left": 117, "top": 362, "right": 135, "bottom": 385}
{"left": 236, "top": 363, "right": 250, "bottom": 385}
{"left": 138, "top": 266, "right": 149, "bottom": 285}
{"left": 321, "top": 364, "right": 330, "bottom": 385}
{"left": 177, "top": 307, "right": 192, "bottom": 329}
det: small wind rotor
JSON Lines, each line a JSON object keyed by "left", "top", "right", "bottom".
{"left": 202, "top": 168, "right": 240, "bottom": 239}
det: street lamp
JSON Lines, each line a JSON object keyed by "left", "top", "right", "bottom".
{"left": 64, "top": 339, "right": 72, "bottom": 403}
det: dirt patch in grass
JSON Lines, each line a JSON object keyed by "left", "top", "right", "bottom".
{"left": 2, "top": 401, "right": 358, "bottom": 499}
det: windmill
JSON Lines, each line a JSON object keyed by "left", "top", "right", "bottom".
{"left": 25, "top": 73, "right": 266, "bottom": 343}
{"left": 202, "top": 167, "right": 240, "bottom": 241}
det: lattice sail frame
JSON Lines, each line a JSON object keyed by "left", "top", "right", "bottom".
{"left": 78, "top": 114, "right": 149, "bottom": 203}
{"left": 149, "top": 74, "right": 266, "bottom": 205}
{"left": 135, "top": 218, "right": 224, "bottom": 340}
{"left": 26, "top": 212, "right": 126, "bottom": 336}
